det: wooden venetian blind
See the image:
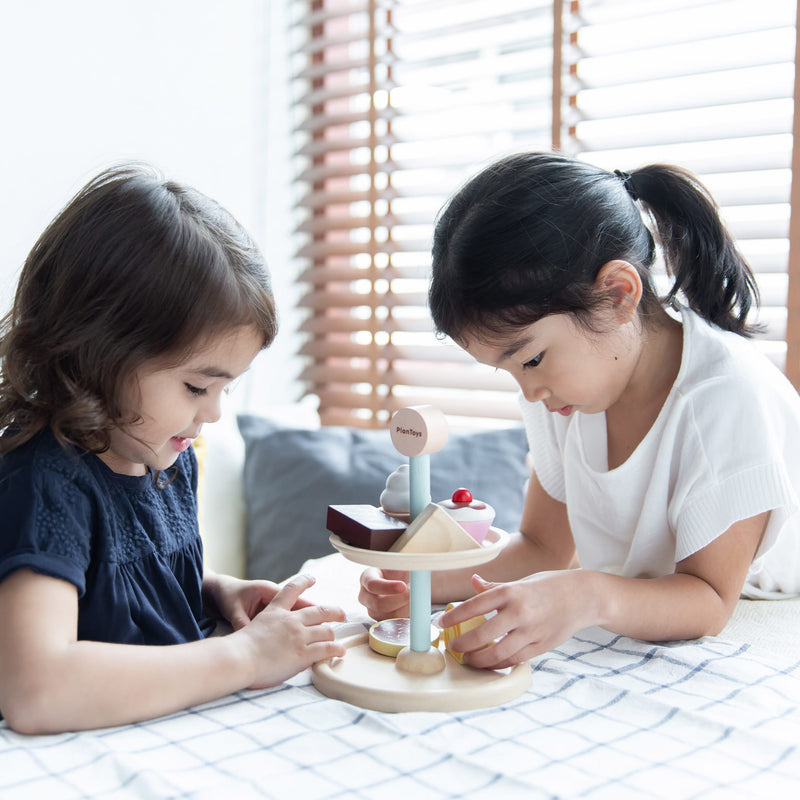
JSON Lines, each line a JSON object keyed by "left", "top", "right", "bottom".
{"left": 560, "top": 0, "right": 798, "bottom": 369}
{"left": 289, "top": 0, "right": 799, "bottom": 428}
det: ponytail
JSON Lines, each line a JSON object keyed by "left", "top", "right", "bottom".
{"left": 629, "top": 164, "right": 759, "bottom": 335}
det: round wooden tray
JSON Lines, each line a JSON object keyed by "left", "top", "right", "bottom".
{"left": 328, "top": 526, "right": 507, "bottom": 572}
{"left": 312, "top": 632, "right": 531, "bottom": 713}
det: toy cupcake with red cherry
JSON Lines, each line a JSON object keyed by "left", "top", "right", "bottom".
{"left": 437, "top": 488, "right": 495, "bottom": 544}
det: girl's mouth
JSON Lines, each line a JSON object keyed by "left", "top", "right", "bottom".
{"left": 170, "top": 436, "right": 193, "bottom": 453}
{"left": 553, "top": 405, "right": 573, "bottom": 416}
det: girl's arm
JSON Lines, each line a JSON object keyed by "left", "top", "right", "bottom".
{"left": 441, "top": 510, "right": 768, "bottom": 669}
{"left": 358, "top": 472, "right": 576, "bottom": 619}
{"left": 0, "top": 569, "right": 345, "bottom": 734}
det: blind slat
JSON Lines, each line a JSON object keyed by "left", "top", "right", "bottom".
{"left": 300, "top": 339, "right": 473, "bottom": 363}
{"left": 300, "top": 314, "right": 434, "bottom": 335}
{"left": 314, "top": 390, "right": 523, "bottom": 424}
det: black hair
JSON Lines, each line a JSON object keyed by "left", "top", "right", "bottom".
{"left": 429, "top": 152, "right": 759, "bottom": 343}
{"left": 0, "top": 163, "right": 277, "bottom": 455}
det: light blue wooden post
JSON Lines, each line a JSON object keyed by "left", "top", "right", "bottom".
{"left": 408, "top": 453, "right": 431, "bottom": 652}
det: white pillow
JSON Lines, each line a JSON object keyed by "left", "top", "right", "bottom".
{"left": 198, "top": 397, "right": 321, "bottom": 578}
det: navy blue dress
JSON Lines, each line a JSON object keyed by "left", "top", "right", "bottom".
{"left": 0, "top": 429, "right": 215, "bottom": 645}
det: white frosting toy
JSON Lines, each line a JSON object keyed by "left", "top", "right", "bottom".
{"left": 437, "top": 488, "right": 496, "bottom": 544}
{"left": 380, "top": 464, "right": 411, "bottom": 521}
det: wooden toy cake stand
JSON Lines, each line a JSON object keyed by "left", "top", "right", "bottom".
{"left": 311, "top": 406, "right": 530, "bottom": 713}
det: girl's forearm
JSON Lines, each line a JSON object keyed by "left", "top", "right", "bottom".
{"left": 583, "top": 569, "right": 732, "bottom": 641}
{"left": 0, "top": 570, "right": 344, "bottom": 735}
{"left": 7, "top": 632, "right": 253, "bottom": 734}
{"left": 432, "top": 530, "right": 575, "bottom": 604}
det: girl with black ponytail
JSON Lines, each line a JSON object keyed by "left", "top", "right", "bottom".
{"left": 359, "top": 152, "right": 800, "bottom": 667}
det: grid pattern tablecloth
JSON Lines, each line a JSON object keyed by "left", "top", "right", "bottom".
{"left": 1, "top": 619, "right": 799, "bottom": 800}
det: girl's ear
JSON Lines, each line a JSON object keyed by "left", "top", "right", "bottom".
{"left": 594, "top": 260, "right": 642, "bottom": 324}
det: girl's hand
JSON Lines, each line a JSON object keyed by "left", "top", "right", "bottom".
{"left": 358, "top": 567, "right": 410, "bottom": 620}
{"left": 439, "top": 570, "right": 589, "bottom": 669}
{"left": 239, "top": 574, "right": 346, "bottom": 689}
{"left": 203, "top": 571, "right": 314, "bottom": 630}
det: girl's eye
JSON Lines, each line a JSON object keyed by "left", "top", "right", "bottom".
{"left": 522, "top": 352, "right": 544, "bottom": 369}
{"left": 185, "top": 383, "right": 208, "bottom": 397}
{"left": 224, "top": 376, "right": 243, "bottom": 396}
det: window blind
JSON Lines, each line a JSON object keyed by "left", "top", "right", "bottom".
{"left": 289, "top": 0, "right": 799, "bottom": 428}
{"left": 560, "top": 0, "right": 797, "bottom": 367}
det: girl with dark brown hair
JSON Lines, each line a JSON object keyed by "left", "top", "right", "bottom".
{"left": 0, "top": 165, "right": 344, "bottom": 733}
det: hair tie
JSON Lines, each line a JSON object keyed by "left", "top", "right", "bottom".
{"left": 613, "top": 169, "right": 639, "bottom": 202}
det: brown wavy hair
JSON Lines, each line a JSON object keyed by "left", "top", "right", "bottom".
{"left": 0, "top": 164, "right": 277, "bottom": 456}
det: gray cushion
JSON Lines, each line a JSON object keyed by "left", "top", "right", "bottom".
{"left": 238, "top": 414, "right": 530, "bottom": 581}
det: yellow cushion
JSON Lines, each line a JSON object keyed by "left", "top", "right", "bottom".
{"left": 192, "top": 435, "right": 208, "bottom": 543}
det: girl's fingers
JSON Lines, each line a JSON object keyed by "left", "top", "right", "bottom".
{"left": 271, "top": 574, "right": 316, "bottom": 609}
{"left": 229, "top": 609, "right": 251, "bottom": 630}
{"left": 466, "top": 638, "right": 536, "bottom": 670}
{"left": 362, "top": 576, "right": 408, "bottom": 595}
{"left": 304, "top": 623, "right": 338, "bottom": 643}
{"left": 439, "top": 582, "right": 501, "bottom": 627}
{"left": 360, "top": 568, "right": 409, "bottom": 594}
{"left": 448, "top": 612, "right": 508, "bottom": 654}
{"left": 358, "top": 585, "right": 409, "bottom": 619}
{"left": 375, "top": 583, "right": 408, "bottom": 598}
{"left": 309, "top": 639, "right": 347, "bottom": 661}
{"left": 359, "top": 567, "right": 380, "bottom": 587}
{"left": 358, "top": 567, "right": 410, "bottom": 619}
{"left": 471, "top": 574, "right": 495, "bottom": 593}
{"left": 300, "top": 604, "right": 346, "bottom": 625}
{"left": 376, "top": 598, "right": 409, "bottom": 620}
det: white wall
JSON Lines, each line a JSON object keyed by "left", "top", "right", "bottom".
{"left": 0, "top": 0, "right": 301, "bottom": 411}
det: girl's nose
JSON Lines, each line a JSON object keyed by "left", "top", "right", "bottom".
{"left": 198, "top": 393, "right": 222, "bottom": 424}
{"left": 522, "top": 383, "right": 550, "bottom": 404}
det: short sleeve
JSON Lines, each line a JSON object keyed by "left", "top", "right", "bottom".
{"left": 670, "top": 377, "right": 800, "bottom": 563}
{"left": 519, "top": 395, "right": 567, "bottom": 503}
{"left": 0, "top": 449, "right": 93, "bottom": 594}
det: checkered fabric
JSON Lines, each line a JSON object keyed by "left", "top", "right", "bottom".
{"left": 1, "top": 624, "right": 798, "bottom": 799}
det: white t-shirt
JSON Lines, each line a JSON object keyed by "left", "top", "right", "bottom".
{"left": 520, "top": 306, "right": 800, "bottom": 598}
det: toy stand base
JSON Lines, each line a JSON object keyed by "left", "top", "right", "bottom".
{"left": 312, "top": 632, "right": 530, "bottom": 713}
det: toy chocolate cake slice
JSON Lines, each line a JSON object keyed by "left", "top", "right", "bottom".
{"left": 326, "top": 504, "right": 408, "bottom": 550}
